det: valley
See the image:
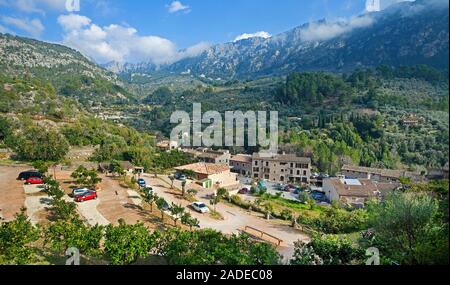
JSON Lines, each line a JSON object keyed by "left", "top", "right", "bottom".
{"left": 0, "top": 0, "right": 448, "bottom": 267}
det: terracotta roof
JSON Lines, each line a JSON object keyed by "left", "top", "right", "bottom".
{"left": 252, "top": 153, "right": 311, "bottom": 164}
{"left": 230, "top": 154, "right": 252, "bottom": 164}
{"left": 175, "top": 163, "right": 230, "bottom": 175}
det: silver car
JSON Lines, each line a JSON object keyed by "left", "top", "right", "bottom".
{"left": 72, "top": 188, "right": 90, "bottom": 197}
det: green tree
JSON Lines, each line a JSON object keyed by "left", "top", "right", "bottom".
{"left": 104, "top": 220, "right": 156, "bottom": 265}
{"left": 367, "top": 192, "right": 445, "bottom": 264}
{"left": 12, "top": 126, "right": 69, "bottom": 162}
{"left": 181, "top": 213, "right": 199, "bottom": 231}
{"left": 156, "top": 197, "right": 168, "bottom": 223}
{"left": 156, "top": 228, "right": 280, "bottom": 265}
{"left": 44, "top": 217, "right": 103, "bottom": 257}
{"left": 71, "top": 166, "right": 102, "bottom": 188}
{"left": 169, "top": 203, "right": 185, "bottom": 226}
{"left": 140, "top": 188, "right": 157, "bottom": 212}
{"left": 0, "top": 209, "right": 40, "bottom": 265}
{"left": 109, "top": 160, "right": 125, "bottom": 177}
{"left": 0, "top": 116, "right": 12, "bottom": 142}
{"left": 290, "top": 234, "right": 362, "bottom": 265}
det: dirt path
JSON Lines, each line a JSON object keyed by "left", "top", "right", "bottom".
{"left": 0, "top": 165, "right": 30, "bottom": 221}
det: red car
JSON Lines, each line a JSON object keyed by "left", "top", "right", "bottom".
{"left": 25, "top": 177, "right": 44, "bottom": 185}
{"left": 74, "top": 191, "right": 98, "bottom": 203}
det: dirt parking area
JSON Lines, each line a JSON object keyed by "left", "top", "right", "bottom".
{"left": 96, "top": 175, "right": 167, "bottom": 230}
{"left": 0, "top": 165, "right": 30, "bottom": 221}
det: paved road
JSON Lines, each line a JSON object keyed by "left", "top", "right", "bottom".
{"left": 143, "top": 174, "right": 310, "bottom": 262}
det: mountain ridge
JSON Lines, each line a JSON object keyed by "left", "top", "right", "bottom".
{"left": 105, "top": 0, "right": 449, "bottom": 80}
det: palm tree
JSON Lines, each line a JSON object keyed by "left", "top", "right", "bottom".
{"left": 210, "top": 194, "right": 220, "bottom": 212}
{"left": 156, "top": 197, "right": 167, "bottom": 223}
{"left": 263, "top": 203, "right": 274, "bottom": 220}
{"left": 140, "top": 189, "right": 157, "bottom": 212}
{"left": 169, "top": 203, "right": 185, "bottom": 226}
{"left": 169, "top": 175, "right": 175, "bottom": 189}
{"left": 181, "top": 213, "right": 199, "bottom": 231}
{"left": 187, "top": 189, "right": 198, "bottom": 197}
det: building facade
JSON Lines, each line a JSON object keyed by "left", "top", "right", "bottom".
{"left": 341, "top": 165, "right": 422, "bottom": 183}
{"left": 174, "top": 162, "right": 239, "bottom": 189}
{"left": 229, "top": 154, "right": 252, "bottom": 176}
{"left": 251, "top": 153, "right": 311, "bottom": 184}
{"left": 323, "top": 177, "right": 399, "bottom": 208}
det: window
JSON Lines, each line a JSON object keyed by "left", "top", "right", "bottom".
{"left": 303, "top": 170, "right": 307, "bottom": 176}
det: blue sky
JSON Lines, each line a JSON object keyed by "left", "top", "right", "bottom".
{"left": 0, "top": 0, "right": 411, "bottom": 63}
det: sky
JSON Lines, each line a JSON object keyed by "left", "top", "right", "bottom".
{"left": 0, "top": 0, "right": 415, "bottom": 64}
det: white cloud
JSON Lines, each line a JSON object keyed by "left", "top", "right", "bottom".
{"left": 234, "top": 31, "right": 271, "bottom": 42}
{"left": 57, "top": 14, "right": 208, "bottom": 65}
{"left": 57, "top": 13, "right": 90, "bottom": 30}
{"left": 1, "top": 16, "right": 45, "bottom": 37}
{"left": 299, "top": 15, "right": 374, "bottom": 42}
{"left": 0, "top": 0, "right": 66, "bottom": 14}
{"left": 167, "top": 1, "right": 190, "bottom": 14}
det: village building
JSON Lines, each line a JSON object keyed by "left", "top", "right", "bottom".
{"left": 229, "top": 154, "right": 252, "bottom": 176}
{"left": 323, "top": 177, "right": 400, "bottom": 208}
{"left": 252, "top": 153, "right": 312, "bottom": 184}
{"left": 341, "top": 165, "right": 422, "bottom": 183}
{"left": 174, "top": 162, "right": 239, "bottom": 189}
{"left": 181, "top": 148, "right": 231, "bottom": 165}
{"left": 156, "top": 140, "right": 180, "bottom": 151}
{"left": 98, "top": 161, "right": 137, "bottom": 175}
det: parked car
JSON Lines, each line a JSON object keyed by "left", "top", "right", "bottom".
{"left": 273, "top": 183, "right": 284, "bottom": 191}
{"left": 74, "top": 191, "right": 98, "bottom": 203}
{"left": 238, "top": 188, "right": 249, "bottom": 194}
{"left": 310, "top": 191, "right": 327, "bottom": 202}
{"left": 192, "top": 202, "right": 209, "bottom": 214}
{"left": 18, "top": 171, "right": 42, "bottom": 181}
{"left": 25, "top": 177, "right": 44, "bottom": 185}
{"left": 284, "top": 185, "right": 295, "bottom": 192}
{"left": 71, "top": 188, "right": 90, "bottom": 198}
{"left": 174, "top": 172, "right": 187, "bottom": 181}
{"left": 137, "top": 178, "right": 146, "bottom": 188}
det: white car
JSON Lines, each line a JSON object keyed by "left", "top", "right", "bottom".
{"left": 192, "top": 202, "right": 209, "bottom": 214}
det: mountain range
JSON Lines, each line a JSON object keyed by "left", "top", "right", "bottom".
{"left": 105, "top": 0, "right": 449, "bottom": 80}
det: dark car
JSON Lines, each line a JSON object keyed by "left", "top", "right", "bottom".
{"left": 284, "top": 185, "right": 295, "bottom": 192}
{"left": 174, "top": 172, "right": 187, "bottom": 180}
{"left": 238, "top": 188, "right": 249, "bottom": 194}
{"left": 310, "top": 191, "right": 327, "bottom": 202}
{"left": 18, "top": 171, "right": 42, "bottom": 181}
